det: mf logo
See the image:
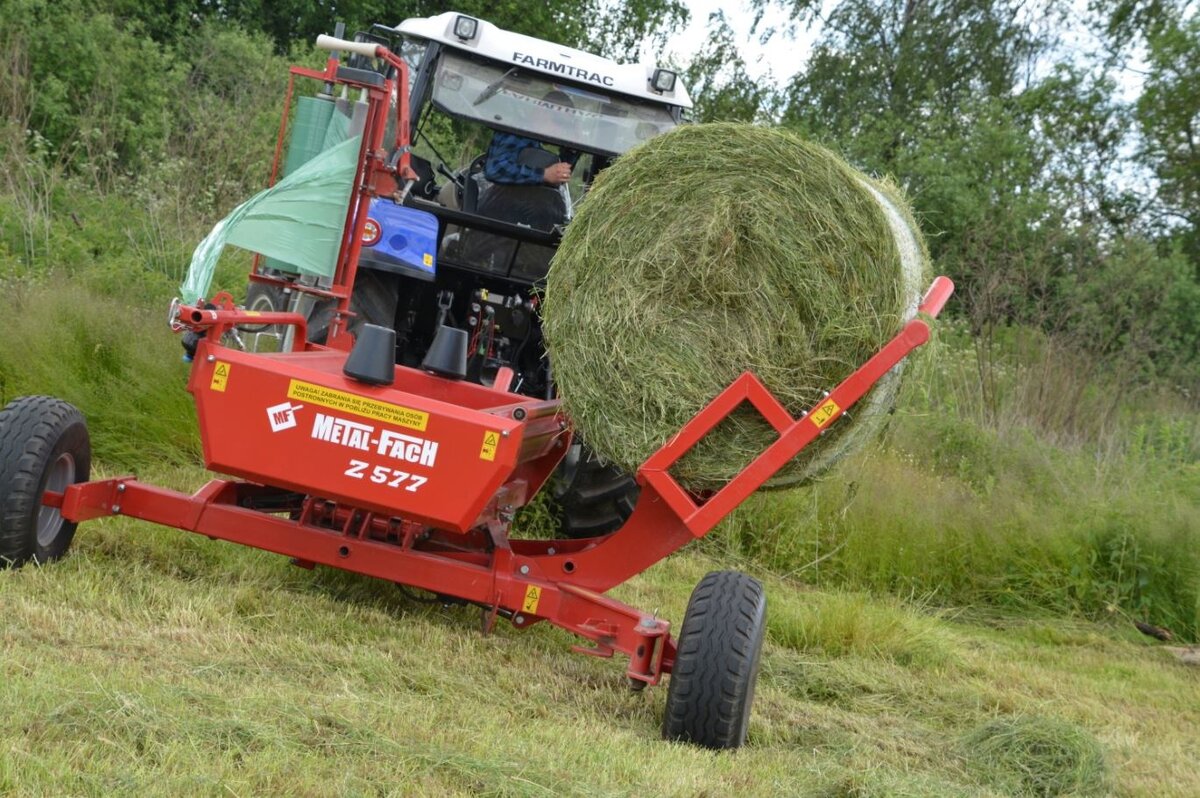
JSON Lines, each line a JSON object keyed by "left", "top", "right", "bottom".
{"left": 266, "top": 401, "right": 303, "bottom": 432}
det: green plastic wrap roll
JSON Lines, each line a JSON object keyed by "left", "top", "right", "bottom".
{"left": 266, "top": 95, "right": 353, "bottom": 274}
{"left": 283, "top": 95, "right": 336, "bottom": 177}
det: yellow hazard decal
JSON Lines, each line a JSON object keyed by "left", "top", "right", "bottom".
{"left": 287, "top": 379, "right": 428, "bottom": 431}
{"left": 522, "top": 585, "right": 542, "bottom": 614}
{"left": 210, "top": 361, "right": 231, "bottom": 392}
{"left": 422, "top": 253, "right": 433, "bottom": 266}
{"left": 479, "top": 430, "right": 500, "bottom": 461}
{"left": 810, "top": 398, "right": 841, "bottom": 429}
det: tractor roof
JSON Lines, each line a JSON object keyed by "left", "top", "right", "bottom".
{"left": 395, "top": 12, "right": 693, "bottom": 110}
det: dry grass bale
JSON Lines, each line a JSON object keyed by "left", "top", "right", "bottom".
{"left": 543, "top": 123, "right": 929, "bottom": 489}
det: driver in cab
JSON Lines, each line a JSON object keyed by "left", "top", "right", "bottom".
{"left": 483, "top": 90, "right": 579, "bottom": 188}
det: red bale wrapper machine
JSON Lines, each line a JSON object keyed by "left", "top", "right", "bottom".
{"left": 0, "top": 29, "right": 953, "bottom": 749}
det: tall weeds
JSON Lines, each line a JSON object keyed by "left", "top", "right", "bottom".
{"left": 717, "top": 323, "right": 1200, "bottom": 639}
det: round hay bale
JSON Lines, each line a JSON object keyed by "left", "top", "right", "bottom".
{"left": 542, "top": 123, "right": 929, "bottom": 490}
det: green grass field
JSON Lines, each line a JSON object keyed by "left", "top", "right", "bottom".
{"left": 2, "top": 473, "right": 1198, "bottom": 797}
{"left": 2, "top": 286, "right": 1198, "bottom": 796}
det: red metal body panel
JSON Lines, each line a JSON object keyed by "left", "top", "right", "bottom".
{"left": 187, "top": 338, "right": 563, "bottom": 532}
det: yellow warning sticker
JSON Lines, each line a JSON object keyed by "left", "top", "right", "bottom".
{"left": 479, "top": 430, "right": 500, "bottom": 461}
{"left": 810, "top": 398, "right": 841, "bottom": 429}
{"left": 522, "top": 585, "right": 541, "bottom": 614}
{"left": 210, "top": 361, "right": 231, "bottom": 392}
{"left": 286, "top": 380, "right": 428, "bottom": 430}
{"left": 422, "top": 253, "right": 433, "bottom": 267}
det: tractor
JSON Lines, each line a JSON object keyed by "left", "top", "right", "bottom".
{"left": 241, "top": 13, "right": 695, "bottom": 540}
{"left": 0, "top": 12, "right": 953, "bottom": 749}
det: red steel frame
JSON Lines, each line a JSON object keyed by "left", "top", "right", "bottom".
{"left": 54, "top": 277, "right": 951, "bottom": 686}
{"left": 46, "top": 39, "right": 956, "bottom": 687}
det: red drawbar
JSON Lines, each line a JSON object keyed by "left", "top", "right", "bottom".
{"left": 61, "top": 278, "right": 953, "bottom": 685}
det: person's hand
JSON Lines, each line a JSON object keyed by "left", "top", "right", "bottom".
{"left": 543, "top": 162, "right": 572, "bottom": 185}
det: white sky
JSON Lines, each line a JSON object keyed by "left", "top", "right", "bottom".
{"left": 666, "top": 0, "right": 1148, "bottom": 102}
{"left": 667, "top": 0, "right": 815, "bottom": 85}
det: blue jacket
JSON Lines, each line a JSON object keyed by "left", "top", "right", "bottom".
{"left": 485, "top": 133, "right": 579, "bottom": 185}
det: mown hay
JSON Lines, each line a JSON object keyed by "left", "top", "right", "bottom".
{"left": 961, "top": 716, "right": 1110, "bottom": 796}
{"left": 543, "top": 123, "right": 929, "bottom": 489}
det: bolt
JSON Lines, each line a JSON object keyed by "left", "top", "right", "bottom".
{"left": 501, "top": 430, "right": 510, "bottom": 438}
{"left": 116, "top": 483, "right": 126, "bottom": 493}
{"left": 111, "top": 505, "right": 121, "bottom": 514}
{"left": 519, "top": 565, "right": 530, "bottom": 575}
{"left": 547, "top": 547, "right": 556, "bottom": 555}
{"left": 514, "top": 614, "right": 525, "bottom": 625}
{"left": 207, "top": 355, "right": 216, "bottom": 363}
{"left": 639, "top": 618, "right": 656, "bottom": 628}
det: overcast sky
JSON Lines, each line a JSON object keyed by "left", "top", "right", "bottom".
{"left": 669, "top": 0, "right": 814, "bottom": 85}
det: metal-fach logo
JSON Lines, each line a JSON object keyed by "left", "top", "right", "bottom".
{"left": 310, "top": 413, "right": 439, "bottom": 466}
{"left": 266, "top": 401, "right": 303, "bottom": 432}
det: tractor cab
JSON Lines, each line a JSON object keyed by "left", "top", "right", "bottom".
{"left": 385, "top": 13, "right": 691, "bottom": 282}
{"left": 307, "top": 12, "right": 692, "bottom": 398}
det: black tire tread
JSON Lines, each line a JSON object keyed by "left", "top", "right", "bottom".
{"left": 662, "top": 570, "right": 767, "bottom": 749}
{"left": 557, "top": 451, "right": 640, "bottom": 539}
{"left": 0, "top": 396, "right": 91, "bottom": 568}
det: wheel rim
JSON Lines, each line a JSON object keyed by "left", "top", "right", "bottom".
{"left": 36, "top": 452, "right": 75, "bottom": 547}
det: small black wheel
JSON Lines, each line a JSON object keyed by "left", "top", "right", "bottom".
{"left": 0, "top": 396, "right": 91, "bottom": 568}
{"left": 662, "top": 570, "right": 767, "bottom": 749}
{"left": 551, "top": 442, "right": 639, "bottom": 539}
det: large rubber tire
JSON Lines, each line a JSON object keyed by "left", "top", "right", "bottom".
{"left": 551, "top": 443, "right": 639, "bottom": 539}
{"left": 308, "top": 268, "right": 401, "bottom": 344}
{"left": 0, "top": 396, "right": 91, "bottom": 568}
{"left": 662, "top": 570, "right": 767, "bottom": 749}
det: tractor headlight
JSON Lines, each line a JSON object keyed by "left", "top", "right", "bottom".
{"left": 454, "top": 15, "right": 478, "bottom": 41}
{"left": 650, "top": 68, "right": 676, "bottom": 93}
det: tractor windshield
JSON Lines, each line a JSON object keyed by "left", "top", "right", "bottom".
{"left": 430, "top": 51, "right": 678, "bottom": 157}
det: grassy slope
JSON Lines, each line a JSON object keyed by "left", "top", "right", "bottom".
{"left": 2, "top": 464, "right": 1198, "bottom": 797}
{"left": 1, "top": 287, "right": 1198, "bottom": 795}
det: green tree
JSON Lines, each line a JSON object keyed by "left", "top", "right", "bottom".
{"left": 682, "top": 11, "right": 778, "bottom": 122}
{"left": 1136, "top": 17, "right": 1200, "bottom": 270}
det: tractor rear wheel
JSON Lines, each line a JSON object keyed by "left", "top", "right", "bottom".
{"left": 0, "top": 396, "right": 91, "bottom": 568}
{"left": 240, "top": 281, "right": 287, "bottom": 333}
{"left": 662, "top": 570, "right": 767, "bottom": 749}
{"left": 551, "top": 442, "right": 639, "bottom": 539}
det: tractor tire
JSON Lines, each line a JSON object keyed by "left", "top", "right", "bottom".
{"left": 662, "top": 570, "right": 767, "bottom": 749}
{"left": 240, "top": 281, "right": 287, "bottom": 333}
{"left": 551, "top": 443, "right": 639, "bottom": 539}
{"left": 0, "top": 396, "right": 91, "bottom": 568}
{"left": 348, "top": 268, "right": 401, "bottom": 333}
{"left": 308, "top": 268, "right": 400, "bottom": 344}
